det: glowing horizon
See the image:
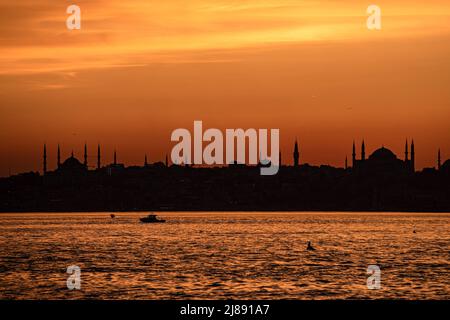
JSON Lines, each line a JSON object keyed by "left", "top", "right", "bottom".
{"left": 1, "top": 0, "right": 450, "bottom": 176}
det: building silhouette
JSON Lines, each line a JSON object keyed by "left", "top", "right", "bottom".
{"left": 0, "top": 140, "right": 449, "bottom": 212}
{"left": 352, "top": 139, "right": 415, "bottom": 174}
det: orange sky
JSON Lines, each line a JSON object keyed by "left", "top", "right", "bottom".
{"left": 1, "top": 0, "right": 450, "bottom": 175}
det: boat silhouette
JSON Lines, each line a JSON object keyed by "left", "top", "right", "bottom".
{"left": 140, "top": 214, "right": 166, "bottom": 223}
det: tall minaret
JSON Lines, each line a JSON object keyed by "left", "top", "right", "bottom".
{"left": 293, "top": 140, "right": 299, "bottom": 167}
{"left": 352, "top": 141, "right": 356, "bottom": 167}
{"left": 43, "top": 143, "right": 47, "bottom": 175}
{"left": 144, "top": 154, "right": 148, "bottom": 167}
{"left": 84, "top": 143, "right": 88, "bottom": 167}
{"left": 279, "top": 151, "right": 282, "bottom": 167}
{"left": 97, "top": 144, "right": 101, "bottom": 169}
{"left": 114, "top": 150, "right": 117, "bottom": 165}
{"left": 410, "top": 140, "right": 415, "bottom": 172}
{"left": 345, "top": 156, "right": 348, "bottom": 170}
{"left": 165, "top": 154, "right": 168, "bottom": 167}
{"left": 438, "top": 149, "right": 441, "bottom": 170}
{"left": 57, "top": 144, "right": 61, "bottom": 169}
{"left": 404, "top": 139, "right": 409, "bottom": 162}
{"left": 361, "top": 140, "right": 366, "bottom": 161}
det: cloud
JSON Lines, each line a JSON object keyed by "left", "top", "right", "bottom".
{"left": 0, "top": 0, "right": 450, "bottom": 77}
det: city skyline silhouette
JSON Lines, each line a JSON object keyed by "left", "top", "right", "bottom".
{"left": 1, "top": 138, "right": 449, "bottom": 213}
{"left": 2, "top": 137, "right": 447, "bottom": 178}
{"left": 1, "top": 0, "right": 449, "bottom": 304}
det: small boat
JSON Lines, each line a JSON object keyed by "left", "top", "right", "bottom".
{"left": 110, "top": 214, "right": 116, "bottom": 219}
{"left": 140, "top": 214, "right": 166, "bottom": 223}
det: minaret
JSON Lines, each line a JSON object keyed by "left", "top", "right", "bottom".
{"left": 293, "top": 140, "right": 299, "bottom": 167}
{"left": 144, "top": 154, "right": 148, "bottom": 167}
{"left": 438, "top": 149, "right": 441, "bottom": 170}
{"left": 361, "top": 140, "right": 366, "bottom": 161}
{"left": 43, "top": 143, "right": 47, "bottom": 175}
{"left": 57, "top": 144, "right": 61, "bottom": 169}
{"left": 352, "top": 141, "right": 356, "bottom": 167}
{"left": 404, "top": 139, "right": 409, "bottom": 162}
{"left": 345, "top": 156, "right": 348, "bottom": 170}
{"left": 165, "top": 154, "right": 168, "bottom": 167}
{"left": 113, "top": 150, "right": 117, "bottom": 165}
{"left": 84, "top": 143, "right": 88, "bottom": 167}
{"left": 97, "top": 144, "right": 101, "bottom": 169}
{"left": 410, "top": 140, "right": 415, "bottom": 172}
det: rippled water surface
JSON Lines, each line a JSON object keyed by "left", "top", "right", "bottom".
{"left": 0, "top": 212, "right": 449, "bottom": 299}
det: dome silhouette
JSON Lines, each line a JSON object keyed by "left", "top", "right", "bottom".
{"left": 441, "top": 159, "right": 450, "bottom": 171}
{"left": 369, "top": 147, "right": 397, "bottom": 161}
{"left": 59, "top": 155, "right": 86, "bottom": 173}
{"left": 62, "top": 156, "right": 82, "bottom": 167}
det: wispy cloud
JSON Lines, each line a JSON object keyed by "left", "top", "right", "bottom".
{"left": 1, "top": 0, "right": 450, "bottom": 77}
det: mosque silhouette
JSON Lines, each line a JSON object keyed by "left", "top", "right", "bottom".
{"left": 1, "top": 140, "right": 449, "bottom": 212}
